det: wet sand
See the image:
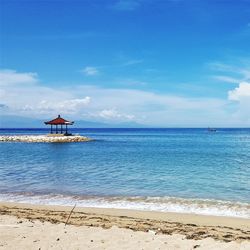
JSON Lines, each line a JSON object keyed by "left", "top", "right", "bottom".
{"left": 0, "top": 202, "right": 249, "bottom": 249}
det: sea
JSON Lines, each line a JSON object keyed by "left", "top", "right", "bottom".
{"left": 0, "top": 128, "right": 249, "bottom": 218}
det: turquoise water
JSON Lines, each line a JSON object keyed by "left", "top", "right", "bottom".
{"left": 0, "top": 128, "right": 250, "bottom": 218}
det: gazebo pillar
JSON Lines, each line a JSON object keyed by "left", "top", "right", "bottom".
{"left": 56, "top": 125, "right": 58, "bottom": 134}
{"left": 50, "top": 124, "right": 52, "bottom": 134}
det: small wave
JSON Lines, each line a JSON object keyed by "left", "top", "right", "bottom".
{"left": 0, "top": 192, "right": 249, "bottom": 219}
{"left": 234, "top": 158, "right": 243, "bottom": 163}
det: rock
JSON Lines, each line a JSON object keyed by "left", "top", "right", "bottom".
{"left": 0, "top": 135, "right": 93, "bottom": 143}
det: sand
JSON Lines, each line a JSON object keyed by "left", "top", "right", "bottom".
{"left": 0, "top": 202, "right": 249, "bottom": 249}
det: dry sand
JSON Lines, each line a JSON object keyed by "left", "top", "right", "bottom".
{"left": 0, "top": 202, "right": 249, "bottom": 249}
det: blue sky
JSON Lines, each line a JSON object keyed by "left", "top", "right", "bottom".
{"left": 1, "top": 0, "right": 250, "bottom": 127}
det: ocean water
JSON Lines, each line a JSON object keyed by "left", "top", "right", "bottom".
{"left": 0, "top": 128, "right": 250, "bottom": 218}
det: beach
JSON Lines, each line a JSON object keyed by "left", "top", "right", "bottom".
{"left": 0, "top": 202, "right": 250, "bottom": 249}
{"left": 2, "top": 0, "right": 250, "bottom": 247}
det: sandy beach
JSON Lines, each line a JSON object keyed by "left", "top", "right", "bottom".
{"left": 0, "top": 202, "right": 249, "bottom": 249}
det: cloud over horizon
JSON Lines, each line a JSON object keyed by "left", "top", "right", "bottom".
{"left": 0, "top": 69, "right": 38, "bottom": 86}
{"left": 1, "top": 68, "right": 250, "bottom": 127}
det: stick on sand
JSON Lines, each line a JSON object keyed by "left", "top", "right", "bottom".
{"left": 65, "top": 204, "right": 76, "bottom": 226}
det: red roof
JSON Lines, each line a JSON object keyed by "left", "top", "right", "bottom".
{"left": 44, "top": 115, "right": 74, "bottom": 125}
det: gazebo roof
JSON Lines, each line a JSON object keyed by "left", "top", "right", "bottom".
{"left": 44, "top": 115, "right": 74, "bottom": 125}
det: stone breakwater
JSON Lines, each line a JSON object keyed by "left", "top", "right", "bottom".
{"left": 0, "top": 135, "right": 92, "bottom": 143}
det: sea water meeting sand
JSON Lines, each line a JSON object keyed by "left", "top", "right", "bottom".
{"left": 0, "top": 128, "right": 249, "bottom": 248}
{"left": 0, "top": 128, "right": 249, "bottom": 217}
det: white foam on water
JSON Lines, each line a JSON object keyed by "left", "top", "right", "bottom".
{"left": 0, "top": 193, "right": 249, "bottom": 218}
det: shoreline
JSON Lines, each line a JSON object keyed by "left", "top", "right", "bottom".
{"left": 1, "top": 201, "right": 249, "bottom": 242}
{"left": 0, "top": 192, "right": 249, "bottom": 219}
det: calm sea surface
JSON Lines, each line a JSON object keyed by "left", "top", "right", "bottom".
{"left": 0, "top": 128, "right": 250, "bottom": 218}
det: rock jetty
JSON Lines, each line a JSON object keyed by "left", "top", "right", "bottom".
{"left": 0, "top": 135, "right": 92, "bottom": 143}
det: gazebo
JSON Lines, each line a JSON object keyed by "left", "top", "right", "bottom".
{"left": 44, "top": 115, "right": 74, "bottom": 135}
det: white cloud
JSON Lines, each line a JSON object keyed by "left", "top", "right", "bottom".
{"left": 212, "top": 75, "right": 239, "bottom": 84}
{"left": 227, "top": 81, "right": 250, "bottom": 124}
{"left": 0, "top": 69, "right": 91, "bottom": 117}
{"left": 209, "top": 62, "right": 250, "bottom": 81}
{"left": 81, "top": 66, "right": 99, "bottom": 76}
{"left": 2, "top": 68, "right": 250, "bottom": 127}
{"left": 208, "top": 60, "right": 250, "bottom": 125}
{"left": 228, "top": 82, "right": 250, "bottom": 101}
{"left": 98, "top": 109, "right": 135, "bottom": 121}
{"left": 36, "top": 97, "right": 91, "bottom": 113}
{"left": 0, "top": 69, "right": 38, "bottom": 86}
{"left": 8, "top": 93, "right": 91, "bottom": 116}
{"left": 76, "top": 85, "right": 229, "bottom": 126}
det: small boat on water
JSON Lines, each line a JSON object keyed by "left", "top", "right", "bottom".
{"left": 208, "top": 127, "right": 217, "bottom": 132}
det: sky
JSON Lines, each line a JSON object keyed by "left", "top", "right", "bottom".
{"left": 1, "top": 0, "right": 250, "bottom": 127}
